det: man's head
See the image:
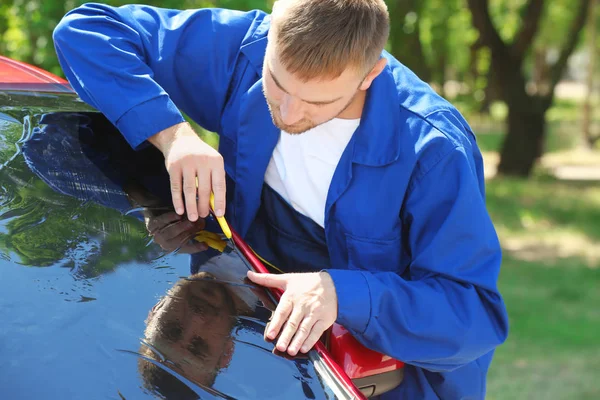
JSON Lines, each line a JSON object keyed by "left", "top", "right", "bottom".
{"left": 138, "top": 273, "right": 238, "bottom": 396}
{"left": 263, "top": 0, "right": 390, "bottom": 134}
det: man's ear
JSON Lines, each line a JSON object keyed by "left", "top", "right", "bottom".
{"left": 359, "top": 58, "right": 388, "bottom": 91}
{"left": 218, "top": 338, "right": 235, "bottom": 370}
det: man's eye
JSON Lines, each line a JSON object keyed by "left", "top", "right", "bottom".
{"left": 161, "top": 320, "right": 183, "bottom": 342}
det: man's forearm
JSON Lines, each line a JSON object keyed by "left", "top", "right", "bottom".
{"left": 148, "top": 122, "right": 191, "bottom": 154}
{"left": 327, "top": 268, "right": 508, "bottom": 372}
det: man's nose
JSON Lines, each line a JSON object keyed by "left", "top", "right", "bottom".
{"left": 280, "top": 95, "right": 303, "bottom": 125}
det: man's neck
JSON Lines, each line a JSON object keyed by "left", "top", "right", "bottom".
{"left": 336, "top": 90, "right": 366, "bottom": 120}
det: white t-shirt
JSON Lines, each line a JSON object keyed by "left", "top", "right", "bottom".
{"left": 264, "top": 118, "right": 361, "bottom": 228}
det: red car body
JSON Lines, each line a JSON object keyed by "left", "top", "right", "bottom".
{"left": 0, "top": 55, "right": 72, "bottom": 92}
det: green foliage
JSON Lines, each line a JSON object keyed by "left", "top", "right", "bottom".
{"left": 536, "top": 0, "right": 586, "bottom": 49}
{"left": 0, "top": 166, "right": 159, "bottom": 276}
{"left": 1, "top": 0, "right": 595, "bottom": 115}
{"left": 0, "top": 0, "right": 272, "bottom": 77}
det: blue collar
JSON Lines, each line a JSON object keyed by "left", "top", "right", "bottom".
{"left": 350, "top": 61, "right": 402, "bottom": 167}
{"left": 240, "top": 20, "right": 403, "bottom": 168}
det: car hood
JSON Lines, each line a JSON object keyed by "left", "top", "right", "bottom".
{"left": 0, "top": 91, "right": 356, "bottom": 399}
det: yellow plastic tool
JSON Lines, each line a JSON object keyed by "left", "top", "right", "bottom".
{"left": 209, "top": 192, "right": 232, "bottom": 239}
{"left": 195, "top": 230, "right": 227, "bottom": 252}
{"left": 206, "top": 192, "right": 284, "bottom": 274}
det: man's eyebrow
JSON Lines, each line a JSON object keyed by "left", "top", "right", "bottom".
{"left": 268, "top": 67, "right": 343, "bottom": 105}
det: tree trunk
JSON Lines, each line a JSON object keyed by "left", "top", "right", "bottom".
{"left": 583, "top": 0, "right": 598, "bottom": 147}
{"left": 497, "top": 103, "right": 549, "bottom": 176}
{"left": 388, "top": 0, "right": 432, "bottom": 82}
{"left": 532, "top": 48, "right": 552, "bottom": 95}
{"left": 468, "top": 0, "right": 591, "bottom": 177}
{"left": 480, "top": 67, "right": 496, "bottom": 114}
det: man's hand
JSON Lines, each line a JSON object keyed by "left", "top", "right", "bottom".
{"left": 247, "top": 271, "right": 338, "bottom": 356}
{"left": 149, "top": 122, "right": 226, "bottom": 222}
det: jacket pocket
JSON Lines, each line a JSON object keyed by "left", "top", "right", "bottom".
{"left": 345, "top": 233, "right": 407, "bottom": 273}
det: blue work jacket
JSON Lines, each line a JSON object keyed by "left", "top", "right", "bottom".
{"left": 54, "top": 4, "right": 509, "bottom": 399}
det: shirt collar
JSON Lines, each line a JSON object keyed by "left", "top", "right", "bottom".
{"left": 350, "top": 60, "right": 403, "bottom": 166}
{"left": 241, "top": 26, "right": 403, "bottom": 167}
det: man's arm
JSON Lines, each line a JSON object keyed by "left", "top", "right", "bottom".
{"left": 247, "top": 144, "right": 509, "bottom": 365}
{"left": 327, "top": 146, "right": 509, "bottom": 371}
{"left": 53, "top": 3, "right": 263, "bottom": 220}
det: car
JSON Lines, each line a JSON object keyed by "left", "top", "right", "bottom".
{"left": 0, "top": 56, "right": 404, "bottom": 399}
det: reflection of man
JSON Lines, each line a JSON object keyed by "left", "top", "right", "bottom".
{"left": 55, "top": 0, "right": 509, "bottom": 398}
{"left": 138, "top": 208, "right": 260, "bottom": 397}
{"left": 138, "top": 271, "right": 241, "bottom": 398}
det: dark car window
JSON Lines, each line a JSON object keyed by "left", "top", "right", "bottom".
{"left": 0, "top": 93, "right": 356, "bottom": 399}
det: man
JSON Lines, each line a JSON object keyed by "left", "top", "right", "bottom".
{"left": 53, "top": 0, "right": 509, "bottom": 398}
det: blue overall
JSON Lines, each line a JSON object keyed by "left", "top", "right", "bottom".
{"left": 246, "top": 185, "right": 331, "bottom": 273}
{"left": 54, "top": 5, "right": 510, "bottom": 398}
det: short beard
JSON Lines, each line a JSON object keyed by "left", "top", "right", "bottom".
{"left": 267, "top": 103, "right": 316, "bottom": 134}
{"left": 263, "top": 89, "right": 358, "bottom": 135}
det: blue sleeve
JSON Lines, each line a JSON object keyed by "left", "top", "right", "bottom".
{"left": 327, "top": 146, "right": 509, "bottom": 372}
{"left": 53, "top": 3, "right": 262, "bottom": 149}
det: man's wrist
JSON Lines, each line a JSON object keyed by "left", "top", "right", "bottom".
{"left": 148, "top": 122, "right": 190, "bottom": 154}
{"left": 324, "top": 269, "right": 372, "bottom": 335}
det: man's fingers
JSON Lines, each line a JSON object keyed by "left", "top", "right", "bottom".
{"left": 155, "top": 228, "right": 194, "bottom": 252}
{"left": 169, "top": 168, "right": 184, "bottom": 215}
{"left": 276, "top": 306, "right": 305, "bottom": 353}
{"left": 158, "top": 219, "right": 196, "bottom": 241}
{"left": 265, "top": 294, "right": 293, "bottom": 341}
{"left": 288, "top": 317, "right": 315, "bottom": 356}
{"left": 197, "top": 170, "right": 212, "bottom": 218}
{"left": 182, "top": 168, "right": 198, "bottom": 221}
{"left": 300, "top": 320, "right": 327, "bottom": 354}
{"left": 247, "top": 271, "right": 287, "bottom": 290}
{"left": 147, "top": 212, "right": 181, "bottom": 234}
{"left": 211, "top": 163, "right": 226, "bottom": 217}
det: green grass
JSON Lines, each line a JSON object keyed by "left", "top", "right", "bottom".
{"left": 473, "top": 122, "right": 581, "bottom": 154}
{"left": 486, "top": 178, "right": 600, "bottom": 242}
{"left": 467, "top": 97, "right": 600, "bottom": 154}
{"left": 487, "top": 257, "right": 600, "bottom": 400}
{"left": 485, "top": 178, "right": 600, "bottom": 399}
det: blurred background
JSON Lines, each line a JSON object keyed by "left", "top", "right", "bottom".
{"left": 0, "top": 0, "right": 598, "bottom": 398}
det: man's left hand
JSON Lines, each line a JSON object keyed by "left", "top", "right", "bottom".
{"left": 247, "top": 271, "right": 338, "bottom": 356}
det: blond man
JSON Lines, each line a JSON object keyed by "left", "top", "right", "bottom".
{"left": 54, "top": 1, "right": 509, "bottom": 398}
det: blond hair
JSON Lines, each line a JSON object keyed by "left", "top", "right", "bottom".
{"left": 271, "top": 0, "right": 389, "bottom": 80}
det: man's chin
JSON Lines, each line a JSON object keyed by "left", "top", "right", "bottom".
{"left": 267, "top": 106, "right": 315, "bottom": 134}
{"left": 274, "top": 120, "right": 315, "bottom": 135}
{"left": 282, "top": 126, "right": 312, "bottom": 134}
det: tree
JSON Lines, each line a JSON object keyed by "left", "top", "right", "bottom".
{"left": 467, "top": 0, "right": 591, "bottom": 177}
{"left": 387, "top": 0, "right": 432, "bottom": 82}
{"left": 0, "top": 0, "right": 272, "bottom": 77}
{"left": 583, "top": 0, "right": 599, "bottom": 148}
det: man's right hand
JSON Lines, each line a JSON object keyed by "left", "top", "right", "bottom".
{"left": 149, "top": 122, "right": 226, "bottom": 222}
